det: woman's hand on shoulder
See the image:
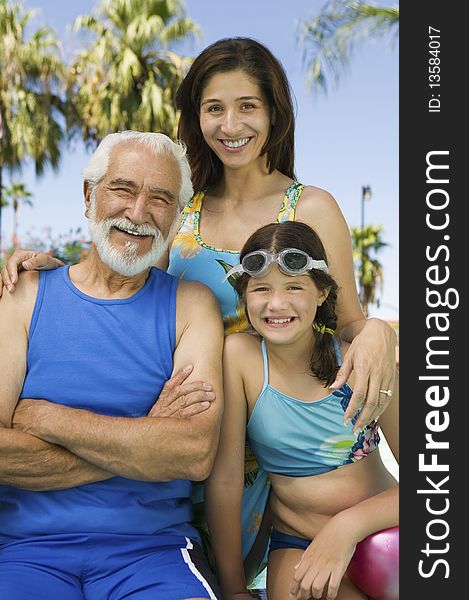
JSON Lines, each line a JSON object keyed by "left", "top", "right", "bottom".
{"left": 0, "top": 249, "right": 64, "bottom": 296}
{"left": 332, "top": 318, "right": 397, "bottom": 432}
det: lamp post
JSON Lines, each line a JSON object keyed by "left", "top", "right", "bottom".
{"left": 360, "top": 185, "right": 372, "bottom": 308}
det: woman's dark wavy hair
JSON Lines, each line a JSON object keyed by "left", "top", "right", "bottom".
{"left": 234, "top": 221, "right": 340, "bottom": 387}
{"left": 176, "top": 37, "right": 296, "bottom": 193}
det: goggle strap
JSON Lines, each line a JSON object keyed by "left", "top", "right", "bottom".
{"left": 310, "top": 259, "right": 329, "bottom": 273}
{"left": 222, "top": 264, "right": 244, "bottom": 282}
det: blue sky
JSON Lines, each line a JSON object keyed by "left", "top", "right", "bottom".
{"left": 6, "top": 0, "right": 398, "bottom": 319}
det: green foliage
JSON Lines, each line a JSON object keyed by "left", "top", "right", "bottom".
{"left": 1, "top": 181, "right": 33, "bottom": 245}
{"left": 1, "top": 183, "right": 32, "bottom": 204}
{"left": 351, "top": 224, "right": 388, "bottom": 316}
{"left": 0, "top": 0, "right": 66, "bottom": 173}
{"left": 299, "top": 0, "right": 399, "bottom": 94}
{"left": 0, "top": 0, "right": 202, "bottom": 253}
{"left": 0, "top": 0, "right": 66, "bottom": 252}
{"left": 14, "top": 226, "right": 92, "bottom": 265}
{"left": 67, "top": 0, "right": 201, "bottom": 144}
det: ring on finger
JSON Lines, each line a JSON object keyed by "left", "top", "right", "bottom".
{"left": 379, "top": 388, "right": 392, "bottom": 397}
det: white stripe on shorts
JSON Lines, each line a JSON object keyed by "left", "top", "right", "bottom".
{"left": 180, "top": 537, "right": 218, "bottom": 600}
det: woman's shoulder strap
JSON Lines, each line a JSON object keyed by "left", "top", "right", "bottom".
{"left": 277, "top": 181, "right": 305, "bottom": 223}
{"left": 183, "top": 190, "right": 204, "bottom": 214}
{"left": 177, "top": 191, "right": 205, "bottom": 230}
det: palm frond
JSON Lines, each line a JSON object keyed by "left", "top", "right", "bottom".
{"left": 0, "top": 0, "right": 66, "bottom": 175}
{"left": 67, "top": 0, "right": 200, "bottom": 142}
{"left": 299, "top": 0, "right": 399, "bottom": 94}
{"left": 159, "top": 17, "right": 202, "bottom": 45}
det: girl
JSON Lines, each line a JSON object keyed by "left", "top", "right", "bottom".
{"left": 206, "top": 221, "right": 398, "bottom": 600}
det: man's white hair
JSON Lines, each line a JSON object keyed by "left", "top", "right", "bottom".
{"left": 82, "top": 130, "right": 193, "bottom": 208}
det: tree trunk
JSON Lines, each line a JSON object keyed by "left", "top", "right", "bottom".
{"left": 13, "top": 198, "right": 18, "bottom": 247}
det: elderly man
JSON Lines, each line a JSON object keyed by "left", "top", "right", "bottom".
{"left": 0, "top": 131, "right": 223, "bottom": 599}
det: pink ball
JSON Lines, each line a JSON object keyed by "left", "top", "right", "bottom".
{"left": 347, "top": 526, "right": 399, "bottom": 600}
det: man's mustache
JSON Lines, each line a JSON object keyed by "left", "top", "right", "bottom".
{"left": 104, "top": 217, "right": 161, "bottom": 239}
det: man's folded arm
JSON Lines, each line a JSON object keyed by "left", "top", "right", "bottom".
{"left": 12, "top": 281, "right": 225, "bottom": 483}
{"left": 0, "top": 429, "right": 114, "bottom": 490}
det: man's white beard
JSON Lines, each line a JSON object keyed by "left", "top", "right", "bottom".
{"left": 87, "top": 194, "right": 170, "bottom": 276}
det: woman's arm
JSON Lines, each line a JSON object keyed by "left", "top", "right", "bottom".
{"left": 296, "top": 187, "right": 397, "bottom": 430}
{"left": 0, "top": 250, "right": 63, "bottom": 295}
{"left": 205, "top": 334, "right": 251, "bottom": 598}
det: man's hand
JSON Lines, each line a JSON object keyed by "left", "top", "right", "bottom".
{"left": 0, "top": 250, "right": 64, "bottom": 296}
{"left": 148, "top": 365, "right": 216, "bottom": 418}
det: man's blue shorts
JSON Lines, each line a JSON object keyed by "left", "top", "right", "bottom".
{"left": 0, "top": 533, "right": 220, "bottom": 600}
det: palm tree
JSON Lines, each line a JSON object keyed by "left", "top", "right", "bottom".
{"left": 0, "top": 0, "right": 65, "bottom": 253}
{"left": 351, "top": 224, "right": 388, "bottom": 317}
{"left": 299, "top": 0, "right": 399, "bottom": 94}
{"left": 67, "top": 0, "right": 201, "bottom": 146}
{"left": 1, "top": 181, "right": 32, "bottom": 246}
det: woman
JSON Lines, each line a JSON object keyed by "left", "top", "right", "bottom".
{"left": 206, "top": 220, "right": 398, "bottom": 600}
{"left": 169, "top": 37, "right": 396, "bottom": 579}
{"left": 0, "top": 37, "right": 397, "bottom": 584}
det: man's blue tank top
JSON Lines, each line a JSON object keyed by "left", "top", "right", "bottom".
{"left": 0, "top": 266, "right": 199, "bottom": 543}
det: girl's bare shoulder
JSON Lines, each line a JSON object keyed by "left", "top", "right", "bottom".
{"left": 223, "top": 331, "right": 262, "bottom": 361}
{"left": 224, "top": 332, "right": 265, "bottom": 404}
